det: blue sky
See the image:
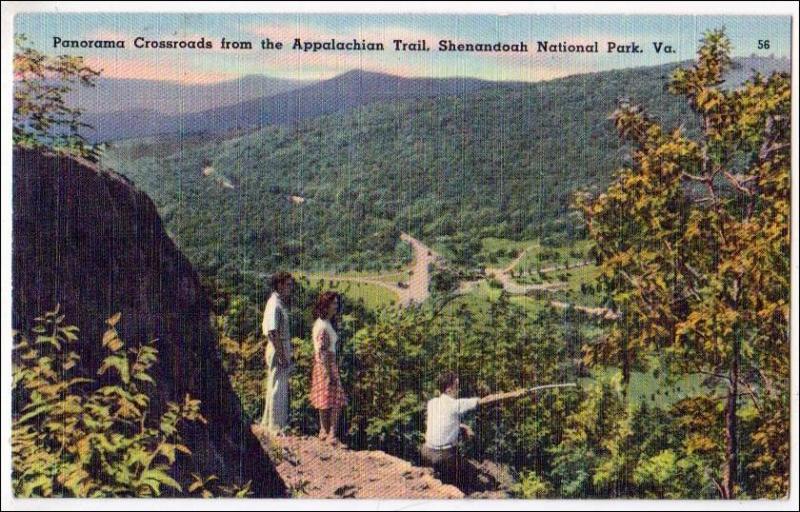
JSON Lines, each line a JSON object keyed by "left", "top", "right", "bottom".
{"left": 15, "top": 13, "right": 791, "bottom": 83}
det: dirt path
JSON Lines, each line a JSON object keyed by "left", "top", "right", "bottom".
{"left": 257, "top": 237, "right": 605, "bottom": 316}
{"left": 479, "top": 243, "right": 591, "bottom": 297}
{"left": 489, "top": 243, "right": 590, "bottom": 276}
{"left": 307, "top": 253, "right": 592, "bottom": 303}
{"left": 499, "top": 244, "right": 535, "bottom": 274}
{"left": 539, "top": 260, "right": 592, "bottom": 274}
{"left": 487, "top": 268, "right": 568, "bottom": 295}
{"left": 456, "top": 274, "right": 567, "bottom": 296}
{"left": 549, "top": 300, "right": 619, "bottom": 320}
{"left": 252, "top": 426, "right": 463, "bottom": 499}
{"left": 456, "top": 252, "right": 616, "bottom": 320}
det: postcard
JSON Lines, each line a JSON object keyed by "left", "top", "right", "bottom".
{"left": 2, "top": 2, "right": 796, "bottom": 508}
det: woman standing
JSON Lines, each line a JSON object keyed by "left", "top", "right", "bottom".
{"left": 310, "top": 291, "right": 348, "bottom": 445}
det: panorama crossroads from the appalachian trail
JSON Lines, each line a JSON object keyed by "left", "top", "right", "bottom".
{"left": 10, "top": 12, "right": 791, "bottom": 499}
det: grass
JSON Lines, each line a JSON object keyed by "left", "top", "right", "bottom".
{"left": 518, "top": 239, "right": 592, "bottom": 273}
{"left": 581, "top": 363, "right": 715, "bottom": 407}
{"left": 312, "top": 269, "right": 409, "bottom": 285}
{"left": 297, "top": 272, "right": 399, "bottom": 310}
{"left": 430, "top": 241, "right": 456, "bottom": 261}
{"left": 477, "top": 238, "right": 537, "bottom": 268}
{"left": 442, "top": 280, "right": 549, "bottom": 319}
{"left": 543, "top": 264, "right": 604, "bottom": 307}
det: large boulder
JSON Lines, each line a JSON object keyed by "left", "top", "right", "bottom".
{"left": 12, "top": 147, "right": 285, "bottom": 497}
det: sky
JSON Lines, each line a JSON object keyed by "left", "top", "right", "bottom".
{"left": 14, "top": 13, "right": 792, "bottom": 84}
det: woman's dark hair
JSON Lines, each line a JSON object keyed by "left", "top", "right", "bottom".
{"left": 314, "top": 291, "right": 340, "bottom": 320}
{"left": 437, "top": 371, "right": 459, "bottom": 393}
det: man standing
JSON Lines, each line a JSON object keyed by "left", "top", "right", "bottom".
{"left": 261, "top": 271, "right": 295, "bottom": 435}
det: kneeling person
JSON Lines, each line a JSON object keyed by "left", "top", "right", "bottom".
{"left": 421, "top": 371, "right": 479, "bottom": 489}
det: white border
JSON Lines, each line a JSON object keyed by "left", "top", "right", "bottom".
{"left": 1, "top": 2, "right": 797, "bottom": 511}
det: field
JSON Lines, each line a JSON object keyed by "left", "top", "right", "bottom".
{"left": 297, "top": 272, "right": 399, "bottom": 310}
{"left": 517, "top": 239, "right": 592, "bottom": 273}
{"left": 476, "top": 237, "right": 534, "bottom": 267}
{"left": 529, "top": 264, "right": 604, "bottom": 307}
{"left": 581, "top": 365, "right": 714, "bottom": 407}
{"left": 444, "top": 279, "right": 549, "bottom": 317}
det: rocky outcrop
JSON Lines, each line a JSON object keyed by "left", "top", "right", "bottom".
{"left": 12, "top": 147, "right": 285, "bottom": 497}
{"left": 252, "top": 425, "right": 516, "bottom": 499}
{"left": 252, "top": 427, "right": 464, "bottom": 499}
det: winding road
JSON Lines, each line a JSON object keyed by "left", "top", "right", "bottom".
{"left": 309, "top": 232, "right": 441, "bottom": 307}
{"left": 456, "top": 246, "right": 589, "bottom": 296}
{"left": 398, "top": 232, "right": 442, "bottom": 306}
{"left": 272, "top": 235, "right": 615, "bottom": 318}
{"left": 454, "top": 247, "right": 616, "bottom": 319}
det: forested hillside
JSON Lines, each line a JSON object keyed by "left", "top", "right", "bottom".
{"left": 107, "top": 57, "right": 787, "bottom": 275}
{"left": 106, "top": 63, "right": 682, "bottom": 273}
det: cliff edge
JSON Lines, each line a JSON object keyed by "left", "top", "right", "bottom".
{"left": 12, "top": 147, "right": 285, "bottom": 496}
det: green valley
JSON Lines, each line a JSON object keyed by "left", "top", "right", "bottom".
{"left": 104, "top": 61, "right": 706, "bottom": 276}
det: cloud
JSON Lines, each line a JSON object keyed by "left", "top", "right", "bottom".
{"left": 84, "top": 29, "right": 132, "bottom": 41}
{"left": 84, "top": 55, "right": 237, "bottom": 84}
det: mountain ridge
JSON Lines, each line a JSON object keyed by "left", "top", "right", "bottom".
{"left": 86, "top": 56, "right": 788, "bottom": 143}
{"left": 71, "top": 74, "right": 310, "bottom": 116}
{"left": 105, "top": 56, "right": 790, "bottom": 274}
{"left": 85, "top": 69, "right": 529, "bottom": 142}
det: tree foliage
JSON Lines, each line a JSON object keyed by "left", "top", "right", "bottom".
{"left": 105, "top": 58, "right": 713, "bottom": 274}
{"left": 13, "top": 34, "right": 101, "bottom": 160}
{"left": 576, "top": 28, "right": 790, "bottom": 498}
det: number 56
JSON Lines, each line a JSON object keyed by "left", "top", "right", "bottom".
{"left": 758, "top": 40, "right": 770, "bottom": 50}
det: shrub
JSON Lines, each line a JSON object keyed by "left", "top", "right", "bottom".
{"left": 513, "top": 470, "right": 553, "bottom": 498}
{"left": 12, "top": 307, "right": 206, "bottom": 497}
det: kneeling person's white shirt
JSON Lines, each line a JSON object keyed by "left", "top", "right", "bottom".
{"left": 425, "top": 394, "right": 479, "bottom": 449}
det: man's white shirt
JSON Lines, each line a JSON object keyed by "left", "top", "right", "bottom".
{"left": 262, "top": 292, "right": 292, "bottom": 360}
{"left": 424, "top": 394, "right": 479, "bottom": 448}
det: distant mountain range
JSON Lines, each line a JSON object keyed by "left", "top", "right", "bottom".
{"left": 83, "top": 70, "right": 527, "bottom": 142}
{"left": 720, "top": 55, "right": 791, "bottom": 90}
{"left": 69, "top": 75, "right": 310, "bottom": 116}
{"left": 83, "top": 56, "right": 789, "bottom": 143}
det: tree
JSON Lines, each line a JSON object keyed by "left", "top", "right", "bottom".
{"left": 13, "top": 34, "right": 101, "bottom": 160}
{"left": 576, "top": 29, "right": 790, "bottom": 498}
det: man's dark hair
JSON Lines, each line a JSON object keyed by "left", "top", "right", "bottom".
{"left": 437, "top": 371, "right": 459, "bottom": 393}
{"left": 271, "top": 271, "right": 294, "bottom": 290}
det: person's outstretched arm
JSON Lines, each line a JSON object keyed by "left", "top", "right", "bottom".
{"left": 477, "top": 383, "right": 576, "bottom": 407}
{"left": 478, "top": 388, "right": 532, "bottom": 407}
